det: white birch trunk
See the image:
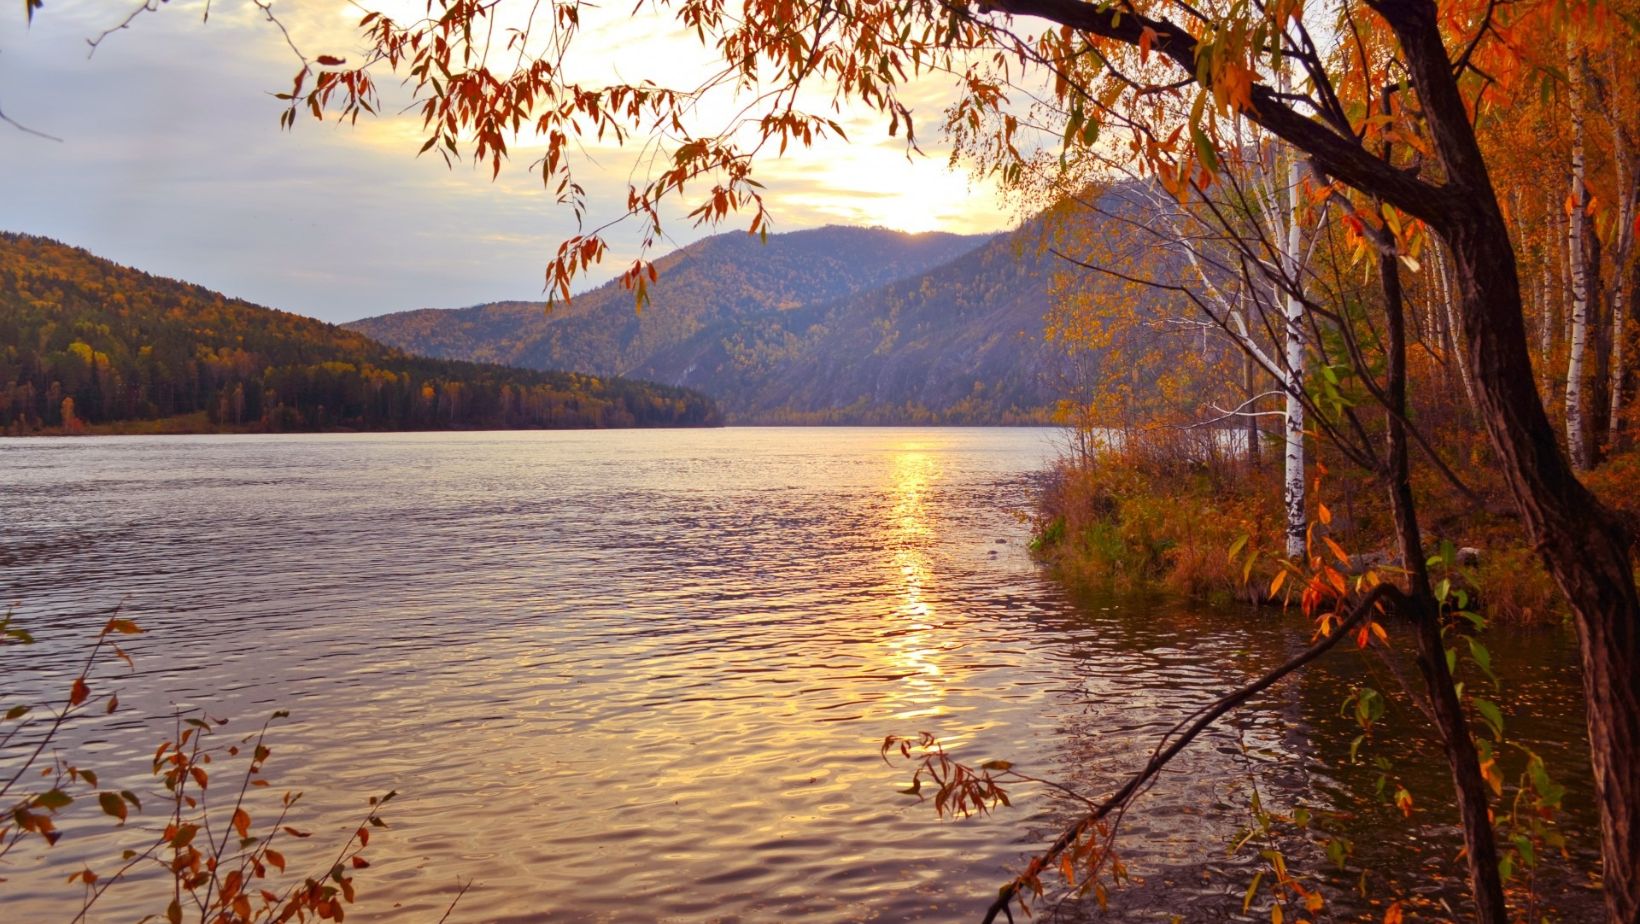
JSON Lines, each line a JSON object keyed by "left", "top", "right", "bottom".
{"left": 1434, "top": 246, "right": 1477, "bottom": 407}
{"left": 1567, "top": 54, "right": 1593, "bottom": 470}
{"left": 1281, "top": 151, "right": 1307, "bottom": 559}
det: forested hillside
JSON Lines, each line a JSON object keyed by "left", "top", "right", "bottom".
{"left": 348, "top": 224, "right": 1101, "bottom": 423}
{"left": 635, "top": 229, "right": 1067, "bottom": 423}
{"left": 347, "top": 226, "right": 988, "bottom": 377}
{"left": 0, "top": 233, "right": 721, "bottom": 434}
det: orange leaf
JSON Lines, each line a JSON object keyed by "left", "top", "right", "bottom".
{"left": 1323, "top": 536, "right": 1351, "bottom": 567}
{"left": 232, "top": 807, "right": 251, "bottom": 839}
{"left": 69, "top": 678, "right": 89, "bottom": 707}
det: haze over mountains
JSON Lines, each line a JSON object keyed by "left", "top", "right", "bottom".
{"left": 348, "top": 225, "right": 1067, "bottom": 424}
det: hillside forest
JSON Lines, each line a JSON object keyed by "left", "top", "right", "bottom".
{"left": 0, "top": 233, "right": 722, "bottom": 434}
{"left": 348, "top": 225, "right": 1072, "bottom": 424}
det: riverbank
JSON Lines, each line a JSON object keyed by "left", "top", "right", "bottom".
{"left": 1028, "top": 436, "right": 1567, "bottom": 625}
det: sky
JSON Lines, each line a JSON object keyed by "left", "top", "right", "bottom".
{"left": 1, "top": 1, "right": 1014, "bottom": 324}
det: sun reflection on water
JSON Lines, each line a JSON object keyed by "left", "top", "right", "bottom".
{"left": 881, "top": 448, "right": 952, "bottom": 725}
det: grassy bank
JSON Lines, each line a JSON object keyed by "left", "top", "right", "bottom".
{"left": 1029, "top": 433, "right": 1566, "bottom": 626}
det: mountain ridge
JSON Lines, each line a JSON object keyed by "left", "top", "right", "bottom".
{"left": 348, "top": 223, "right": 1072, "bottom": 424}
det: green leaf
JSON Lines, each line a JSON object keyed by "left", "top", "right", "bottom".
{"left": 1467, "top": 638, "right": 1498, "bottom": 686}
{"left": 1189, "top": 123, "right": 1219, "bottom": 174}
{"left": 1472, "top": 697, "right": 1505, "bottom": 740}
{"left": 34, "top": 789, "right": 73, "bottom": 810}
{"left": 1326, "top": 838, "right": 1348, "bottom": 870}
{"left": 1512, "top": 834, "right": 1537, "bottom": 868}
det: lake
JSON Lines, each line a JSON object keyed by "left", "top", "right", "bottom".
{"left": 0, "top": 428, "right": 1601, "bottom": 921}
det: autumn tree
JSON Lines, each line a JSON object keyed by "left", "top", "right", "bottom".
{"left": 24, "top": 0, "right": 1640, "bottom": 920}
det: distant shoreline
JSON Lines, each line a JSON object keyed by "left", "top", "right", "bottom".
{"left": 6, "top": 418, "right": 1061, "bottom": 438}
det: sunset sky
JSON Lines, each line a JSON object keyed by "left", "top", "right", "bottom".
{"left": 1, "top": 1, "right": 1013, "bottom": 324}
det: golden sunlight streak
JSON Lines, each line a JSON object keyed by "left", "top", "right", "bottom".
{"left": 880, "top": 448, "right": 951, "bottom": 724}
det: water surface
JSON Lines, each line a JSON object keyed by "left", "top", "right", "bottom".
{"left": 0, "top": 428, "right": 1599, "bottom": 921}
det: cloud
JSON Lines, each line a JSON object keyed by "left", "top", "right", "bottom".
{"left": 3, "top": 0, "right": 1012, "bottom": 323}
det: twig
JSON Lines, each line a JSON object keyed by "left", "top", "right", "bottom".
{"left": 437, "top": 878, "right": 474, "bottom": 924}
{"left": 0, "top": 102, "right": 63, "bottom": 142}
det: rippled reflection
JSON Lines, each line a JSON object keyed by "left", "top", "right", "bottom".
{"left": 0, "top": 428, "right": 1600, "bottom": 922}
{"left": 884, "top": 448, "right": 947, "bottom": 727}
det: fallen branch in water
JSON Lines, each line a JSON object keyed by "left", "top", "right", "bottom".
{"left": 980, "top": 581, "right": 1401, "bottom": 923}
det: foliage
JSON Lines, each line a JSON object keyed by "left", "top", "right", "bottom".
{"left": 21, "top": 0, "right": 1640, "bottom": 919}
{"left": 2, "top": 610, "right": 396, "bottom": 922}
{"left": 0, "top": 233, "right": 722, "bottom": 434}
{"left": 1031, "top": 434, "right": 1282, "bottom": 600}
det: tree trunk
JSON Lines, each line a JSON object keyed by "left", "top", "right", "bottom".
{"left": 1610, "top": 130, "right": 1636, "bottom": 446}
{"left": 1567, "top": 49, "right": 1595, "bottom": 470}
{"left": 988, "top": 0, "right": 1640, "bottom": 916}
{"left": 1281, "top": 148, "right": 1307, "bottom": 559}
{"left": 1436, "top": 245, "right": 1477, "bottom": 408}
{"left": 1380, "top": 236, "right": 1508, "bottom": 923}
{"left": 1376, "top": 8, "right": 1640, "bottom": 918}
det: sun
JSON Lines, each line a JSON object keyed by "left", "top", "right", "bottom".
{"left": 756, "top": 139, "right": 1012, "bottom": 236}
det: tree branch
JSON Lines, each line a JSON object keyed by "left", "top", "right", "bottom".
{"left": 980, "top": 582, "right": 1400, "bottom": 923}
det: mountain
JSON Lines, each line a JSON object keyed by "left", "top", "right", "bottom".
{"left": 346, "top": 226, "right": 990, "bottom": 382}
{"left": 347, "top": 224, "right": 1075, "bottom": 423}
{"left": 632, "top": 230, "right": 1062, "bottom": 423}
{"left": 0, "top": 233, "right": 722, "bottom": 435}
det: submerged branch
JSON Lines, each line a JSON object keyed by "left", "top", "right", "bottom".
{"left": 980, "top": 582, "right": 1399, "bottom": 923}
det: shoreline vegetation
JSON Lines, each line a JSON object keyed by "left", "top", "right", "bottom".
{"left": 1025, "top": 428, "right": 1640, "bottom": 628}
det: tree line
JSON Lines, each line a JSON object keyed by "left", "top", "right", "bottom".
{"left": 0, "top": 233, "right": 722, "bottom": 434}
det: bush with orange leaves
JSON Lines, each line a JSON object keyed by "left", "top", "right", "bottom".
{"left": 1, "top": 607, "right": 396, "bottom": 923}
